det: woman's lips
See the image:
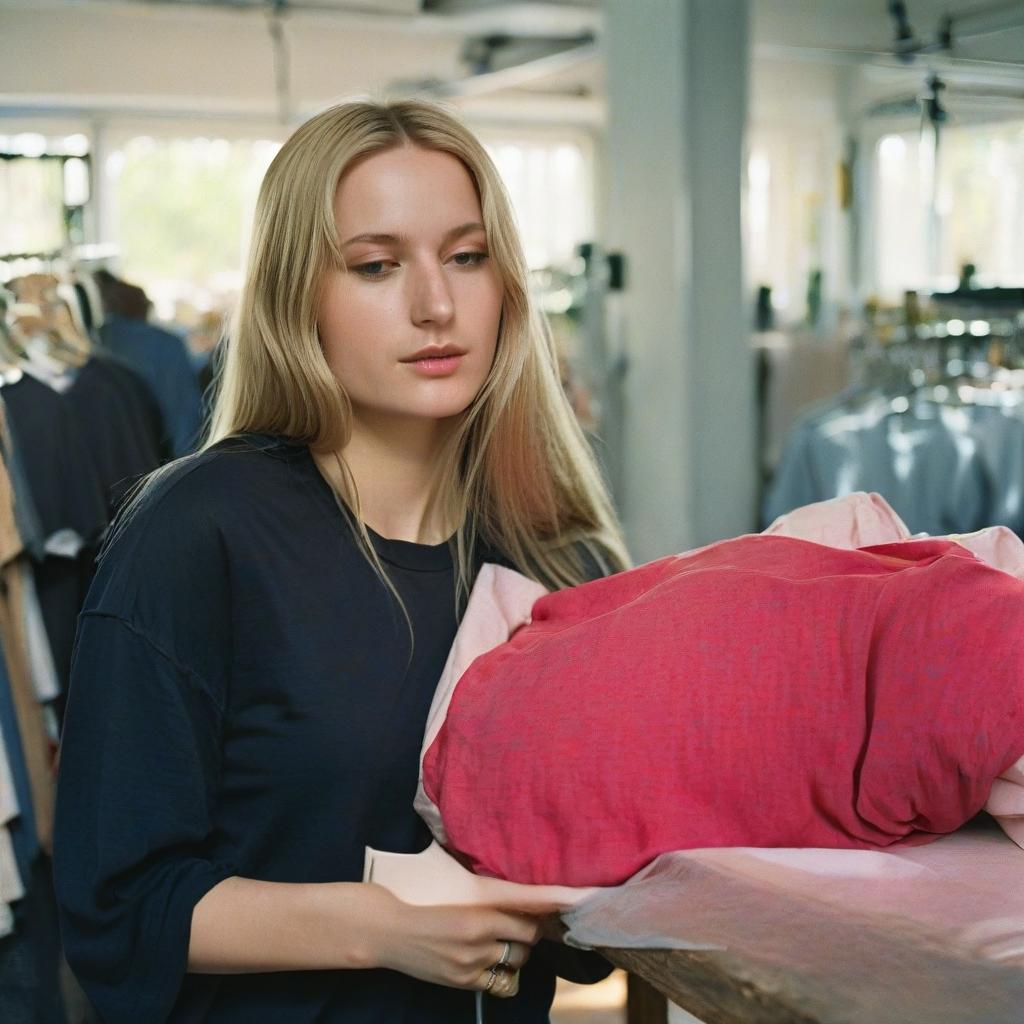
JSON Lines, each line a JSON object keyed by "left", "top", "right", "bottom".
{"left": 404, "top": 353, "right": 464, "bottom": 376}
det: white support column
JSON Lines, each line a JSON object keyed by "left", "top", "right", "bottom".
{"left": 605, "top": 0, "right": 754, "bottom": 562}
{"left": 89, "top": 118, "right": 116, "bottom": 249}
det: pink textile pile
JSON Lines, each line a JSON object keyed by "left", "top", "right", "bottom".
{"left": 419, "top": 494, "right": 1024, "bottom": 888}
{"left": 766, "top": 494, "right": 1024, "bottom": 851}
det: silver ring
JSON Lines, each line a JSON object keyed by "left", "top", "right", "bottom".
{"left": 498, "top": 941, "right": 512, "bottom": 967}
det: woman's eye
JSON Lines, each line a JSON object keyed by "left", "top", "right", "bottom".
{"left": 353, "top": 261, "right": 391, "bottom": 279}
{"left": 352, "top": 252, "right": 487, "bottom": 278}
{"left": 451, "top": 251, "right": 489, "bottom": 267}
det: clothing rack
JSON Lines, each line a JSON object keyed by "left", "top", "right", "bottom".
{"left": 0, "top": 266, "right": 194, "bottom": 1023}
{"left": 763, "top": 303, "right": 1024, "bottom": 537}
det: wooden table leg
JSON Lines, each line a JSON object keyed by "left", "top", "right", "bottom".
{"left": 627, "top": 972, "right": 668, "bottom": 1024}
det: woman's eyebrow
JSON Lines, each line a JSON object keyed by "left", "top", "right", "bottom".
{"left": 341, "top": 221, "right": 485, "bottom": 248}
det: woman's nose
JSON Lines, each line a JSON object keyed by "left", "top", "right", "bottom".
{"left": 410, "top": 262, "right": 455, "bottom": 327}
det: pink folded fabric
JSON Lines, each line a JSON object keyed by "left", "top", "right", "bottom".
{"left": 416, "top": 494, "right": 1024, "bottom": 878}
{"left": 763, "top": 491, "right": 913, "bottom": 548}
{"left": 415, "top": 565, "right": 548, "bottom": 846}
{"left": 766, "top": 494, "right": 1024, "bottom": 835}
{"left": 422, "top": 535, "right": 1024, "bottom": 886}
{"left": 952, "top": 525, "right": 1024, "bottom": 581}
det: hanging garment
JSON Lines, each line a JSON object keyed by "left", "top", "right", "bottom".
{"left": 764, "top": 399, "right": 997, "bottom": 535}
{"left": 0, "top": 460, "right": 53, "bottom": 856}
{"left": 1, "top": 374, "right": 107, "bottom": 550}
{"left": 0, "top": 645, "right": 35, "bottom": 887}
{"left": 0, "top": 672, "right": 24, "bottom": 941}
{"left": 16, "top": 569, "right": 59, "bottom": 707}
{"left": 0, "top": 348, "right": 169, "bottom": 709}
{"left": 755, "top": 330, "right": 856, "bottom": 474}
{"left": 64, "top": 356, "right": 164, "bottom": 515}
{"left": 0, "top": 413, "right": 44, "bottom": 565}
{"left": 0, "top": 856, "right": 68, "bottom": 1024}
{"left": 959, "top": 401, "right": 1024, "bottom": 534}
{"left": 421, "top": 533, "right": 1024, "bottom": 888}
{"left": 97, "top": 314, "right": 202, "bottom": 457}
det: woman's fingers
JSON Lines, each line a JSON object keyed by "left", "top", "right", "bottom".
{"left": 475, "top": 937, "right": 528, "bottom": 999}
{"left": 373, "top": 893, "right": 548, "bottom": 993}
{"left": 493, "top": 939, "right": 530, "bottom": 971}
{"left": 487, "top": 910, "right": 543, "bottom": 947}
{"left": 478, "top": 964, "right": 521, "bottom": 998}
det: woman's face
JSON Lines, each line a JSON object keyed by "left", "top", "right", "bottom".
{"left": 318, "top": 144, "right": 503, "bottom": 432}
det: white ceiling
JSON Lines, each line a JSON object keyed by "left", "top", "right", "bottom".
{"left": 753, "top": 0, "right": 1024, "bottom": 65}
{"left": 0, "top": 0, "right": 604, "bottom": 129}
{"left": 0, "top": 0, "right": 1021, "bottom": 132}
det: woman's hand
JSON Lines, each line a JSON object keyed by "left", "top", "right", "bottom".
{"left": 362, "top": 882, "right": 551, "bottom": 996}
{"left": 189, "top": 876, "right": 558, "bottom": 993}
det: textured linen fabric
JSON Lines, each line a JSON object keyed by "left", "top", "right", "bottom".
{"left": 765, "top": 493, "right": 1024, "bottom": 841}
{"left": 422, "top": 533, "right": 1024, "bottom": 887}
{"left": 762, "top": 489, "right": 912, "bottom": 547}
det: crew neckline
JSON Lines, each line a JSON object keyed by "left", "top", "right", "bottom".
{"left": 234, "top": 434, "right": 454, "bottom": 572}
{"left": 363, "top": 523, "right": 455, "bottom": 572}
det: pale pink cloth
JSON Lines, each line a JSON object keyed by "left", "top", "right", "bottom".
{"left": 415, "top": 492, "right": 1024, "bottom": 851}
{"left": 763, "top": 490, "right": 913, "bottom": 547}
{"left": 562, "top": 821, "right": 1024, "bottom": 1014}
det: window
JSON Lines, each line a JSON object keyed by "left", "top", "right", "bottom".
{"left": 0, "top": 133, "right": 92, "bottom": 259}
{"left": 102, "top": 130, "right": 593, "bottom": 319}
{"left": 107, "top": 136, "right": 280, "bottom": 320}
{"left": 0, "top": 157, "right": 65, "bottom": 257}
{"left": 745, "top": 128, "right": 838, "bottom": 326}
{"left": 479, "top": 134, "right": 594, "bottom": 270}
{"left": 872, "top": 119, "right": 1024, "bottom": 299}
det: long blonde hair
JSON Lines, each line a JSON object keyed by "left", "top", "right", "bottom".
{"left": 208, "top": 97, "right": 629, "bottom": 600}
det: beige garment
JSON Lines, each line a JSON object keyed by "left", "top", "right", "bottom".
{"left": 0, "top": 455, "right": 54, "bottom": 854}
{"left": 0, "top": 825, "right": 24, "bottom": 912}
{"left": 0, "top": 713, "right": 23, "bottom": 921}
{"left": 19, "top": 563, "right": 60, "bottom": 703}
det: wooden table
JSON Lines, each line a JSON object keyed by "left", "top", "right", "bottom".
{"left": 567, "top": 818, "right": 1024, "bottom": 1024}
{"left": 602, "top": 929, "right": 1024, "bottom": 1024}
{"left": 601, "top": 902, "right": 1024, "bottom": 1024}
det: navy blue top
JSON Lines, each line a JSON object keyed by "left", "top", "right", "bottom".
{"left": 53, "top": 434, "right": 609, "bottom": 1023}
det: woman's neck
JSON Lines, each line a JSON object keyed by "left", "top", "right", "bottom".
{"left": 316, "top": 413, "right": 456, "bottom": 545}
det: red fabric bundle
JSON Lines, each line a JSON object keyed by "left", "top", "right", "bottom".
{"left": 421, "top": 536, "right": 1024, "bottom": 887}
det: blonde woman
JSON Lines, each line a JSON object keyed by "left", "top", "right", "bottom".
{"left": 52, "top": 99, "right": 629, "bottom": 1023}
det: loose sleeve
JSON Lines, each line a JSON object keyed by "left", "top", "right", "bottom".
{"left": 53, "top": 612, "right": 236, "bottom": 1024}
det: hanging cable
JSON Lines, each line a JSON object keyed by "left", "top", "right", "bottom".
{"left": 266, "top": 0, "right": 292, "bottom": 126}
{"left": 888, "top": 1, "right": 920, "bottom": 62}
{"left": 888, "top": 1, "right": 915, "bottom": 43}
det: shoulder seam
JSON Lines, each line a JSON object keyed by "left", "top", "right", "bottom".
{"left": 77, "top": 610, "right": 225, "bottom": 714}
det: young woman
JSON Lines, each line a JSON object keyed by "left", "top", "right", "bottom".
{"left": 52, "top": 99, "right": 630, "bottom": 1023}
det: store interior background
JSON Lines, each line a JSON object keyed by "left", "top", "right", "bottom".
{"left": 2, "top": 1, "right": 1024, "bottom": 1022}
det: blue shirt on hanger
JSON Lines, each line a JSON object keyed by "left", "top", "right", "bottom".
{"left": 97, "top": 315, "right": 202, "bottom": 457}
